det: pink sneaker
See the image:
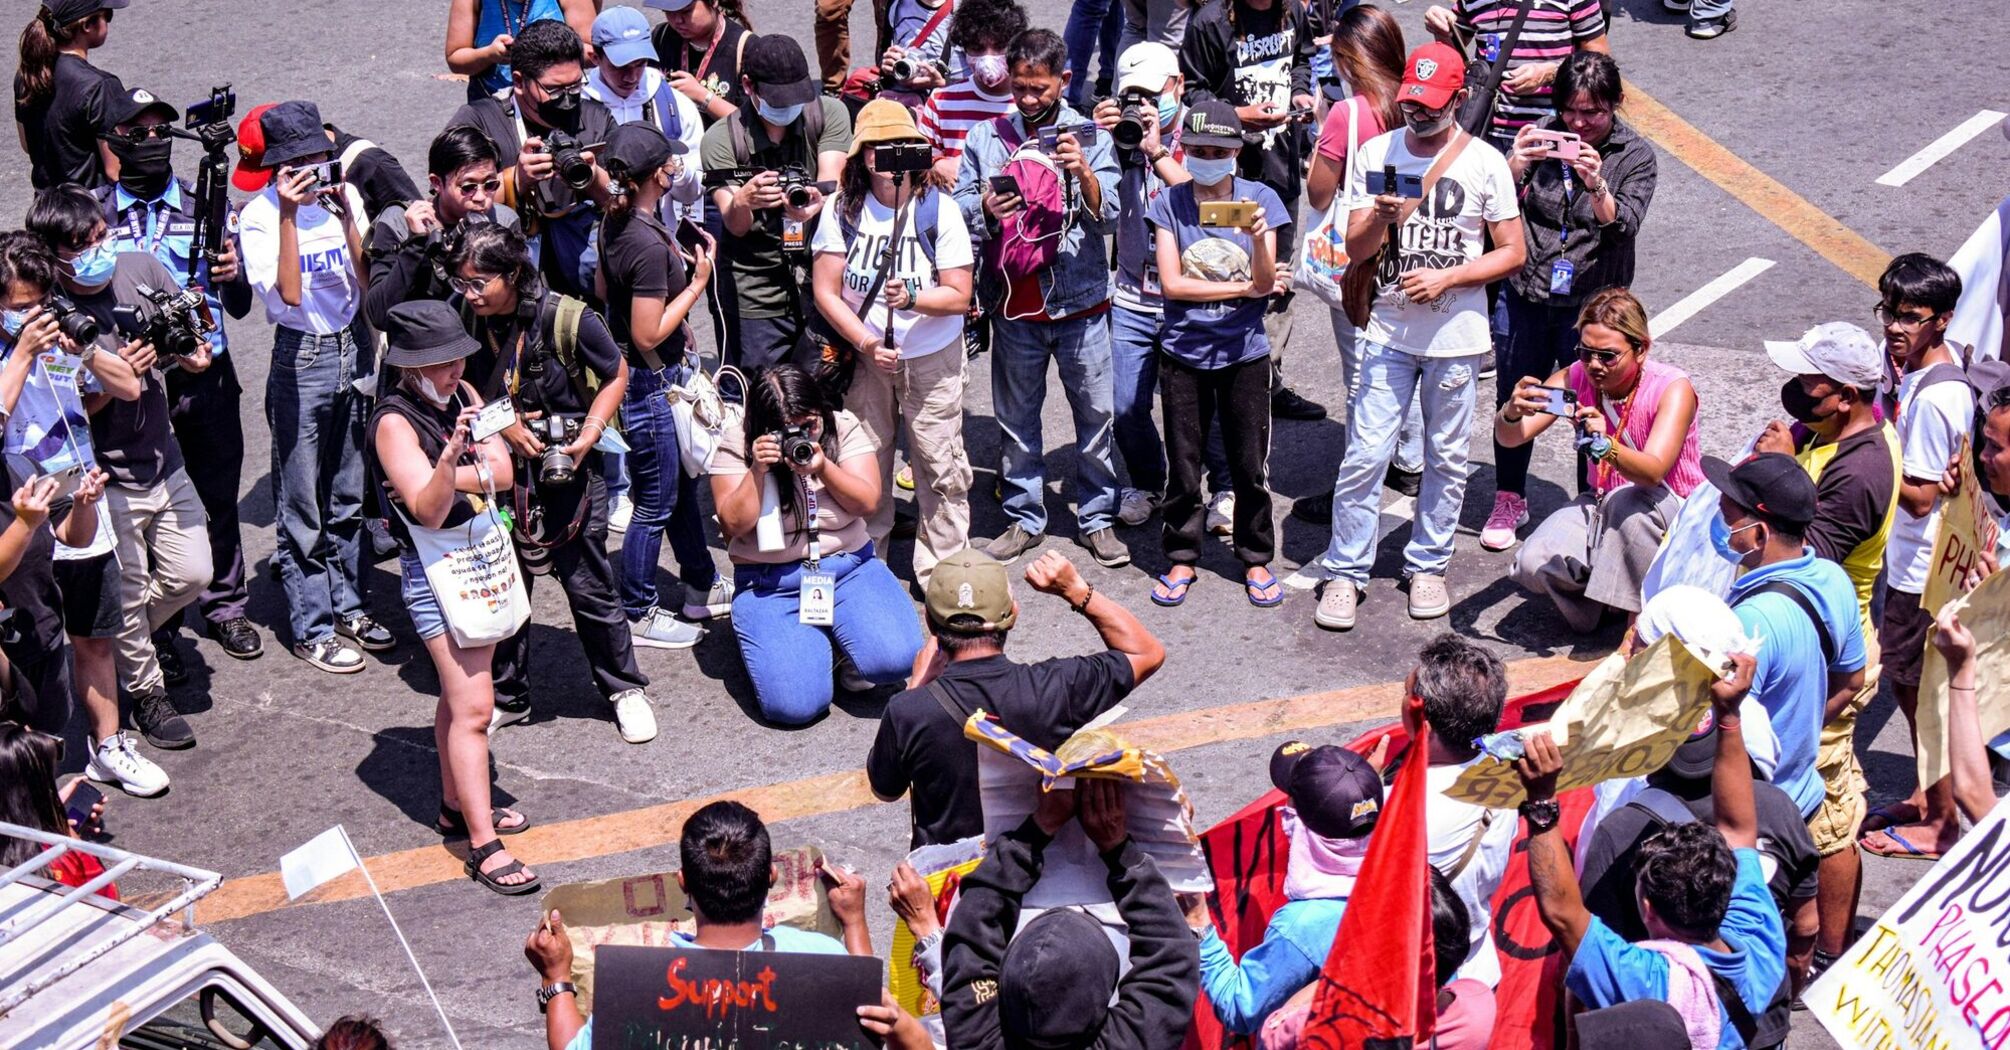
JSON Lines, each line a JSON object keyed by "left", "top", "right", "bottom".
{"left": 1480, "top": 492, "right": 1529, "bottom": 551}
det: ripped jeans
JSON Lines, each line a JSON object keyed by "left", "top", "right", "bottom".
{"left": 1317, "top": 340, "right": 1480, "bottom": 582}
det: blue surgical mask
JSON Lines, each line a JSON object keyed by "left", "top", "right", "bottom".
{"left": 1710, "top": 513, "right": 1760, "bottom": 567}
{"left": 755, "top": 100, "right": 804, "bottom": 127}
{"left": 1157, "top": 95, "right": 1181, "bottom": 129}
{"left": 0, "top": 309, "right": 27, "bottom": 338}
{"left": 1186, "top": 155, "right": 1236, "bottom": 185}
{"left": 67, "top": 243, "right": 116, "bottom": 288}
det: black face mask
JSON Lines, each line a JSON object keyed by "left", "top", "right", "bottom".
{"left": 539, "top": 86, "right": 584, "bottom": 132}
{"left": 1780, "top": 378, "right": 1835, "bottom": 426}
{"left": 111, "top": 138, "right": 175, "bottom": 200}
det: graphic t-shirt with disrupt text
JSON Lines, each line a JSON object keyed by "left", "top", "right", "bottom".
{"left": 1346, "top": 129, "right": 1518, "bottom": 357}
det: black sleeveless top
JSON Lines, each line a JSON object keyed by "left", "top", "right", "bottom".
{"left": 366, "top": 383, "right": 482, "bottom": 548}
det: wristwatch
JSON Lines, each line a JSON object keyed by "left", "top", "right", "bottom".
{"left": 537, "top": 981, "right": 577, "bottom": 1013}
{"left": 1146, "top": 146, "right": 1171, "bottom": 165}
{"left": 1519, "top": 799, "right": 1561, "bottom": 833}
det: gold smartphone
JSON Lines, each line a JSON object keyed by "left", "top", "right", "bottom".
{"left": 1198, "top": 200, "right": 1260, "bottom": 229}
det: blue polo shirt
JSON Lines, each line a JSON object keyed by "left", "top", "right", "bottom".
{"left": 99, "top": 179, "right": 230, "bottom": 355}
{"left": 1726, "top": 549, "right": 1866, "bottom": 817}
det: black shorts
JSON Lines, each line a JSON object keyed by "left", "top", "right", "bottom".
{"left": 53, "top": 551, "right": 121, "bottom": 640}
{"left": 1879, "top": 587, "right": 1931, "bottom": 688}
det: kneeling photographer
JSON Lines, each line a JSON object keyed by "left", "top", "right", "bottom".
{"left": 447, "top": 222, "right": 662, "bottom": 744}
{"left": 27, "top": 185, "right": 214, "bottom": 753}
{"left": 364, "top": 125, "right": 521, "bottom": 327}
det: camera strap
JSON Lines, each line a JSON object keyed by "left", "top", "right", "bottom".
{"left": 801, "top": 476, "right": 821, "bottom": 571}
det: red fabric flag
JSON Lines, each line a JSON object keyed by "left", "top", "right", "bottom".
{"left": 1301, "top": 709, "right": 1436, "bottom": 1050}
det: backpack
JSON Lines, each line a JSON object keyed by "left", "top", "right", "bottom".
{"left": 987, "top": 117, "right": 1069, "bottom": 305}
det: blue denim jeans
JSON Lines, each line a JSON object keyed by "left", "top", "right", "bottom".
{"left": 618, "top": 364, "right": 719, "bottom": 619}
{"left": 1318, "top": 340, "right": 1480, "bottom": 581}
{"left": 1689, "top": 0, "right": 1732, "bottom": 21}
{"left": 1329, "top": 309, "right": 1423, "bottom": 473}
{"left": 266, "top": 325, "right": 366, "bottom": 646}
{"left": 605, "top": 451, "right": 628, "bottom": 501}
{"left": 1109, "top": 305, "right": 1167, "bottom": 496}
{"left": 730, "top": 544, "right": 924, "bottom": 725}
{"left": 1063, "top": 0, "right": 1122, "bottom": 109}
{"left": 991, "top": 314, "right": 1122, "bottom": 535}
{"left": 1495, "top": 288, "right": 1584, "bottom": 497}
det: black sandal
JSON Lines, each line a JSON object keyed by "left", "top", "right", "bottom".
{"left": 437, "top": 803, "right": 531, "bottom": 839}
{"left": 465, "top": 839, "right": 541, "bottom": 896}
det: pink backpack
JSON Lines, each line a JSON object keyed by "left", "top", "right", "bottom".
{"left": 988, "top": 117, "right": 1068, "bottom": 299}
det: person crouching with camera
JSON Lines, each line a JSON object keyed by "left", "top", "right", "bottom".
{"left": 26, "top": 185, "right": 214, "bottom": 754}
{"left": 811, "top": 100, "right": 974, "bottom": 593}
{"left": 708, "top": 364, "right": 923, "bottom": 725}
{"left": 447, "top": 222, "right": 664, "bottom": 744}
{"left": 1495, "top": 288, "right": 1701, "bottom": 632}
{"left": 367, "top": 299, "right": 539, "bottom": 897}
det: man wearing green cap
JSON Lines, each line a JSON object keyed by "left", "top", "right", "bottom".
{"left": 868, "top": 548, "right": 1165, "bottom": 848}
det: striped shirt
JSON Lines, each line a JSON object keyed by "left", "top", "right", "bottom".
{"left": 1455, "top": 0, "right": 1607, "bottom": 144}
{"left": 919, "top": 78, "right": 1014, "bottom": 170}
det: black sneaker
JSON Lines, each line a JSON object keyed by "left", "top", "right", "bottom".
{"left": 337, "top": 613, "right": 396, "bottom": 652}
{"left": 1291, "top": 495, "right": 1333, "bottom": 525}
{"left": 1384, "top": 465, "right": 1423, "bottom": 498}
{"left": 982, "top": 524, "right": 1043, "bottom": 562}
{"left": 208, "top": 616, "right": 264, "bottom": 660}
{"left": 1081, "top": 527, "right": 1131, "bottom": 568}
{"left": 133, "top": 691, "right": 196, "bottom": 750}
{"left": 1687, "top": 10, "right": 1736, "bottom": 37}
{"left": 155, "top": 633, "right": 189, "bottom": 687}
{"left": 1271, "top": 386, "right": 1328, "bottom": 421}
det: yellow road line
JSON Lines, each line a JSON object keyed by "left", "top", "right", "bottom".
{"left": 1622, "top": 79, "right": 1890, "bottom": 288}
{"left": 195, "top": 653, "right": 1593, "bottom": 925}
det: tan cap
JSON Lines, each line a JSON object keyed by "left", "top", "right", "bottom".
{"left": 926, "top": 549, "right": 1017, "bottom": 633}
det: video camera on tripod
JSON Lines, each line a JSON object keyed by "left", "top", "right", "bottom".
{"left": 165, "top": 86, "right": 236, "bottom": 274}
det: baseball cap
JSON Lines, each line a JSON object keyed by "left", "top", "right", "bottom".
{"left": 231, "top": 103, "right": 279, "bottom": 192}
{"left": 48, "top": 0, "right": 127, "bottom": 28}
{"left": 1269, "top": 741, "right": 1383, "bottom": 839}
{"left": 1764, "top": 322, "right": 1887, "bottom": 391}
{"left": 1400, "top": 43, "right": 1467, "bottom": 111}
{"left": 1180, "top": 100, "right": 1246, "bottom": 150}
{"left": 644, "top": 0, "right": 697, "bottom": 10}
{"left": 601, "top": 122, "right": 684, "bottom": 183}
{"left": 104, "top": 87, "right": 178, "bottom": 130}
{"left": 741, "top": 35, "right": 819, "bottom": 109}
{"left": 1969, "top": 358, "right": 2010, "bottom": 405}
{"left": 1115, "top": 42, "right": 1179, "bottom": 95}
{"left": 998, "top": 909, "right": 1119, "bottom": 1048}
{"left": 848, "top": 99, "right": 926, "bottom": 158}
{"left": 255, "top": 101, "right": 330, "bottom": 172}
{"left": 1658, "top": 707, "right": 1720, "bottom": 782}
{"left": 592, "top": 6, "right": 658, "bottom": 68}
{"left": 925, "top": 549, "right": 1017, "bottom": 633}
{"left": 1704, "top": 452, "right": 1818, "bottom": 530}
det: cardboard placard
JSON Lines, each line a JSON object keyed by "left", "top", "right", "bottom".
{"left": 1924, "top": 436, "right": 2001, "bottom": 617}
{"left": 1806, "top": 793, "right": 2010, "bottom": 1049}
{"left": 591, "top": 945, "right": 882, "bottom": 1050}
{"left": 1918, "top": 568, "right": 2010, "bottom": 790}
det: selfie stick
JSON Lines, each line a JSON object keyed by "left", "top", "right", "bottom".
{"left": 1381, "top": 162, "right": 1402, "bottom": 276}
{"left": 877, "top": 170, "right": 918, "bottom": 355}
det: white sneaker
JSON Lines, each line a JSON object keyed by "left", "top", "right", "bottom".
{"left": 1117, "top": 488, "right": 1159, "bottom": 527}
{"left": 1206, "top": 492, "right": 1236, "bottom": 536}
{"left": 630, "top": 607, "right": 705, "bottom": 650}
{"left": 681, "top": 577, "right": 735, "bottom": 620}
{"left": 87, "top": 732, "right": 169, "bottom": 797}
{"left": 488, "top": 701, "right": 532, "bottom": 733}
{"left": 611, "top": 689, "right": 658, "bottom": 744}
{"left": 608, "top": 492, "right": 634, "bottom": 534}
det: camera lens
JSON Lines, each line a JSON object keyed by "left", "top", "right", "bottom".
{"left": 1113, "top": 103, "right": 1146, "bottom": 150}
{"left": 786, "top": 184, "right": 813, "bottom": 209}
{"left": 539, "top": 444, "right": 576, "bottom": 486}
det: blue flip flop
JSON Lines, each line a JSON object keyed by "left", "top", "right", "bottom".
{"left": 1246, "top": 568, "right": 1284, "bottom": 607}
{"left": 1152, "top": 572, "right": 1196, "bottom": 607}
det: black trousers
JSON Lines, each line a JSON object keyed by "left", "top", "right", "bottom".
{"left": 1161, "top": 352, "right": 1274, "bottom": 568}
{"left": 0, "top": 630, "right": 73, "bottom": 737}
{"left": 165, "top": 352, "right": 249, "bottom": 623}
{"left": 492, "top": 465, "right": 648, "bottom": 705}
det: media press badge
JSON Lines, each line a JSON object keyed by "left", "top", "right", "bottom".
{"left": 799, "top": 570, "right": 836, "bottom": 625}
{"left": 783, "top": 216, "right": 808, "bottom": 253}
{"left": 1549, "top": 258, "right": 1576, "bottom": 296}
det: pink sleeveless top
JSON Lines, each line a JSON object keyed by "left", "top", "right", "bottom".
{"left": 1569, "top": 358, "right": 1706, "bottom": 499}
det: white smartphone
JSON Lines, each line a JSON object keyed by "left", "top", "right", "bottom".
{"left": 470, "top": 399, "right": 518, "bottom": 442}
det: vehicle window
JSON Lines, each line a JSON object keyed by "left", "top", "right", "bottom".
{"left": 122, "top": 981, "right": 299, "bottom": 1049}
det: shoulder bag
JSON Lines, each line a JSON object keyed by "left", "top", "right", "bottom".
{"left": 667, "top": 363, "right": 750, "bottom": 478}
{"left": 390, "top": 428, "right": 531, "bottom": 648}
{"left": 1339, "top": 129, "right": 1472, "bottom": 328}
{"left": 1294, "top": 97, "right": 1363, "bottom": 308}
{"left": 1455, "top": 0, "right": 1539, "bottom": 137}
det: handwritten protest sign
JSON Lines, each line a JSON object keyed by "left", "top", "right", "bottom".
{"left": 1917, "top": 569, "right": 2010, "bottom": 790}
{"left": 1925, "top": 436, "right": 2002, "bottom": 616}
{"left": 1446, "top": 637, "right": 1718, "bottom": 809}
{"left": 543, "top": 846, "right": 840, "bottom": 1012}
{"left": 1807, "top": 793, "right": 2010, "bottom": 1049}
{"left": 888, "top": 837, "right": 985, "bottom": 1016}
{"left": 592, "top": 945, "right": 882, "bottom": 1050}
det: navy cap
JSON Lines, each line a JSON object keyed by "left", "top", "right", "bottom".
{"left": 1270, "top": 741, "right": 1383, "bottom": 839}
{"left": 257, "top": 101, "right": 331, "bottom": 170}
{"left": 105, "top": 87, "right": 178, "bottom": 129}
{"left": 601, "top": 122, "right": 684, "bottom": 185}
{"left": 999, "top": 909, "right": 1118, "bottom": 1048}
{"left": 48, "top": 0, "right": 128, "bottom": 28}
{"left": 741, "top": 35, "right": 819, "bottom": 109}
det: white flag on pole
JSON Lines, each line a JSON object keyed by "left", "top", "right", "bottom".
{"left": 281, "top": 826, "right": 359, "bottom": 900}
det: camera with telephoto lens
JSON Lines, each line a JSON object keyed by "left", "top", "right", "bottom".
{"left": 540, "top": 130, "right": 596, "bottom": 191}
{"left": 776, "top": 424, "right": 818, "bottom": 468}
{"left": 530, "top": 414, "right": 586, "bottom": 486}
{"left": 45, "top": 295, "right": 100, "bottom": 346}
{"left": 777, "top": 167, "right": 818, "bottom": 209}
{"left": 111, "top": 284, "right": 212, "bottom": 361}
{"left": 1113, "top": 91, "right": 1153, "bottom": 150}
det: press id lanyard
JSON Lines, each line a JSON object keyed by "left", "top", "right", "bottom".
{"left": 799, "top": 478, "right": 834, "bottom": 625}
{"left": 1548, "top": 166, "right": 1576, "bottom": 297}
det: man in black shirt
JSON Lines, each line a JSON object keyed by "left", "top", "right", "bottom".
{"left": 448, "top": 17, "right": 616, "bottom": 303}
{"left": 364, "top": 126, "right": 522, "bottom": 328}
{"left": 446, "top": 222, "right": 660, "bottom": 744}
{"left": 867, "top": 549, "right": 1165, "bottom": 848}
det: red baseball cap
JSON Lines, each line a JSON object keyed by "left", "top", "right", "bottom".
{"left": 232, "top": 103, "right": 278, "bottom": 193}
{"left": 1400, "top": 43, "right": 1467, "bottom": 111}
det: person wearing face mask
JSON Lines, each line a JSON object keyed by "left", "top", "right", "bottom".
{"left": 14, "top": 0, "right": 127, "bottom": 191}
{"left": 448, "top": 17, "right": 617, "bottom": 303}
{"left": 916, "top": 0, "right": 1030, "bottom": 184}
{"left": 1497, "top": 288, "right": 1700, "bottom": 633}
{"left": 699, "top": 34, "right": 853, "bottom": 371}
{"left": 365, "top": 299, "right": 538, "bottom": 896}
{"left": 585, "top": 6, "right": 704, "bottom": 229}
{"left": 364, "top": 126, "right": 523, "bottom": 329}
{"left": 92, "top": 88, "right": 262, "bottom": 667}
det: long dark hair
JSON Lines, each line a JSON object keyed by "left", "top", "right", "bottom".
{"left": 0, "top": 721, "right": 70, "bottom": 869}
{"left": 14, "top": 6, "right": 82, "bottom": 110}
{"left": 838, "top": 147, "right": 953, "bottom": 228}
{"left": 1332, "top": 4, "right": 1405, "bottom": 131}
{"left": 744, "top": 365, "right": 839, "bottom": 525}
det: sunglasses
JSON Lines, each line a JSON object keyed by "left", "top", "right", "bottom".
{"left": 1873, "top": 302, "right": 1939, "bottom": 328}
{"left": 451, "top": 177, "right": 503, "bottom": 197}
{"left": 104, "top": 125, "right": 172, "bottom": 144}
{"left": 1576, "top": 344, "right": 1629, "bottom": 365}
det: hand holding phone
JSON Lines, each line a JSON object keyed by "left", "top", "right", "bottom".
{"left": 470, "top": 398, "right": 519, "bottom": 443}
{"left": 1365, "top": 170, "right": 1425, "bottom": 199}
{"left": 1536, "top": 384, "right": 1577, "bottom": 417}
{"left": 64, "top": 780, "right": 105, "bottom": 836}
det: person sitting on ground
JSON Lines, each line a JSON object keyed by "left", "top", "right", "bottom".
{"left": 1519, "top": 651, "right": 1787, "bottom": 1050}
{"left": 525, "top": 800, "right": 902, "bottom": 1050}
{"left": 869, "top": 547, "right": 1165, "bottom": 849}
{"left": 1498, "top": 287, "right": 1702, "bottom": 632}
{"left": 1195, "top": 741, "right": 1381, "bottom": 1034}
{"left": 0, "top": 719, "right": 113, "bottom": 897}
{"left": 942, "top": 779, "right": 1199, "bottom": 1050}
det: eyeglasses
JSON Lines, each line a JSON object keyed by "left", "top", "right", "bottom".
{"left": 104, "top": 125, "right": 172, "bottom": 144}
{"left": 540, "top": 79, "right": 586, "bottom": 97}
{"left": 1874, "top": 302, "right": 1939, "bottom": 328}
{"left": 449, "top": 273, "right": 499, "bottom": 296}
{"left": 1576, "top": 344, "right": 1628, "bottom": 365}
{"left": 451, "top": 177, "right": 503, "bottom": 197}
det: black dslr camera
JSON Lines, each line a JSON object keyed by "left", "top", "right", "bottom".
{"left": 540, "top": 131, "right": 596, "bottom": 191}
{"left": 776, "top": 423, "right": 818, "bottom": 468}
{"left": 530, "top": 414, "right": 586, "bottom": 486}
{"left": 777, "top": 166, "right": 818, "bottom": 209}
{"left": 1112, "top": 91, "right": 1154, "bottom": 150}
{"left": 45, "top": 296, "right": 100, "bottom": 346}
{"left": 112, "top": 284, "right": 212, "bottom": 361}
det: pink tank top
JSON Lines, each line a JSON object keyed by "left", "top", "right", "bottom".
{"left": 1569, "top": 358, "right": 1706, "bottom": 498}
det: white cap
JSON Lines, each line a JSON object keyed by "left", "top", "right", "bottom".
{"left": 1764, "top": 321, "right": 1887, "bottom": 391}
{"left": 1115, "top": 42, "right": 1179, "bottom": 95}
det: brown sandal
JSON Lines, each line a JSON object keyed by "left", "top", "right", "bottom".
{"left": 465, "top": 839, "right": 541, "bottom": 896}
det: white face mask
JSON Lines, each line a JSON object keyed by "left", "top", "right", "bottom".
{"left": 411, "top": 372, "right": 455, "bottom": 408}
{"left": 1185, "top": 155, "right": 1236, "bottom": 185}
{"left": 970, "top": 53, "right": 1008, "bottom": 87}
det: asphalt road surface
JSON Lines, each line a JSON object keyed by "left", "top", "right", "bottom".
{"left": 3, "top": 1, "right": 2007, "bottom": 1047}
